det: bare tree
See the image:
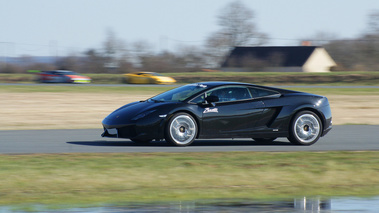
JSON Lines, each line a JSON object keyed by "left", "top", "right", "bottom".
{"left": 103, "top": 29, "right": 127, "bottom": 57}
{"left": 102, "top": 29, "right": 129, "bottom": 73}
{"left": 130, "top": 40, "right": 154, "bottom": 69}
{"left": 55, "top": 54, "right": 81, "bottom": 71}
{"left": 216, "top": 0, "right": 267, "bottom": 47}
{"left": 140, "top": 51, "right": 178, "bottom": 73}
{"left": 368, "top": 10, "right": 379, "bottom": 34}
{"left": 205, "top": 0, "right": 267, "bottom": 67}
{"left": 176, "top": 45, "right": 206, "bottom": 72}
{"left": 204, "top": 32, "right": 231, "bottom": 68}
{"left": 82, "top": 49, "right": 106, "bottom": 73}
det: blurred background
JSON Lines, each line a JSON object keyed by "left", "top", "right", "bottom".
{"left": 1, "top": 1, "right": 379, "bottom": 210}
{"left": 1, "top": 0, "right": 379, "bottom": 76}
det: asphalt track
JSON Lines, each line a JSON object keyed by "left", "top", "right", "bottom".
{"left": 1, "top": 125, "right": 378, "bottom": 154}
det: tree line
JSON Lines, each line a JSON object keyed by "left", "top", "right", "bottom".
{"left": 2, "top": 1, "right": 379, "bottom": 74}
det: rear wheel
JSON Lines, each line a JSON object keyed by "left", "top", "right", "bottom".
{"left": 253, "top": 138, "right": 277, "bottom": 143}
{"left": 123, "top": 77, "right": 131, "bottom": 84}
{"left": 165, "top": 113, "right": 197, "bottom": 146}
{"left": 288, "top": 111, "right": 322, "bottom": 146}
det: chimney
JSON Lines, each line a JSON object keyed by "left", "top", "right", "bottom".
{"left": 301, "top": 41, "right": 312, "bottom": 46}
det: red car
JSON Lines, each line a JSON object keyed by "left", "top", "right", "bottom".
{"left": 36, "top": 70, "right": 91, "bottom": 83}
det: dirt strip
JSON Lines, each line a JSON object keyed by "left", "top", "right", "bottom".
{"left": 1, "top": 93, "right": 378, "bottom": 130}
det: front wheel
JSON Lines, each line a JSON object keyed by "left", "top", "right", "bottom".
{"left": 165, "top": 113, "right": 197, "bottom": 146}
{"left": 149, "top": 78, "right": 156, "bottom": 84}
{"left": 288, "top": 111, "right": 322, "bottom": 146}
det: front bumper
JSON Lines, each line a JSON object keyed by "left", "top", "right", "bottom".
{"left": 72, "top": 79, "right": 91, "bottom": 83}
{"left": 101, "top": 128, "right": 118, "bottom": 137}
{"left": 101, "top": 125, "right": 137, "bottom": 139}
{"left": 101, "top": 118, "right": 166, "bottom": 141}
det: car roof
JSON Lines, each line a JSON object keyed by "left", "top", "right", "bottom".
{"left": 42, "top": 70, "right": 73, "bottom": 73}
{"left": 196, "top": 81, "right": 298, "bottom": 94}
{"left": 197, "top": 81, "right": 255, "bottom": 87}
{"left": 135, "top": 72, "right": 154, "bottom": 74}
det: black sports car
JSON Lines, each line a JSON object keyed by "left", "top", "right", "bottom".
{"left": 102, "top": 82, "right": 332, "bottom": 146}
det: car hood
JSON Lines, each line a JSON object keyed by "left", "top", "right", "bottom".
{"left": 102, "top": 101, "right": 179, "bottom": 126}
{"left": 155, "top": 76, "right": 176, "bottom": 82}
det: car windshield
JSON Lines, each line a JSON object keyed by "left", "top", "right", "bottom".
{"left": 149, "top": 83, "right": 208, "bottom": 102}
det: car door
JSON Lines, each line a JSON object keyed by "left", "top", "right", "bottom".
{"left": 199, "top": 86, "right": 265, "bottom": 137}
{"left": 50, "top": 71, "right": 62, "bottom": 83}
{"left": 247, "top": 87, "right": 283, "bottom": 129}
{"left": 135, "top": 73, "right": 151, "bottom": 84}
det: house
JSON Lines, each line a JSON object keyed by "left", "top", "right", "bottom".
{"left": 221, "top": 46, "right": 336, "bottom": 72}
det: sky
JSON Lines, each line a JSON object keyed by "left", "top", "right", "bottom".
{"left": 1, "top": 0, "right": 378, "bottom": 57}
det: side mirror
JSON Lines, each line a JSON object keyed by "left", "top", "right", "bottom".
{"left": 205, "top": 95, "right": 219, "bottom": 106}
{"left": 206, "top": 95, "right": 219, "bottom": 103}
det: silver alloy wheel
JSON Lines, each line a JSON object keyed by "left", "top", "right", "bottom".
{"left": 293, "top": 114, "right": 320, "bottom": 144}
{"left": 169, "top": 114, "right": 196, "bottom": 145}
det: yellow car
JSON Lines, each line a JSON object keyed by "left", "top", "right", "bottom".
{"left": 123, "top": 72, "right": 176, "bottom": 84}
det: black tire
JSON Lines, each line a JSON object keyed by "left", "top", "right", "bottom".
{"left": 288, "top": 111, "right": 322, "bottom": 146}
{"left": 165, "top": 113, "right": 197, "bottom": 146}
{"left": 149, "top": 79, "right": 155, "bottom": 84}
{"left": 253, "top": 138, "right": 277, "bottom": 143}
{"left": 123, "top": 77, "right": 130, "bottom": 84}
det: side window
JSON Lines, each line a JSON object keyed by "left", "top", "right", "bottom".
{"left": 208, "top": 86, "right": 251, "bottom": 102}
{"left": 191, "top": 93, "right": 205, "bottom": 104}
{"left": 249, "top": 87, "right": 279, "bottom": 98}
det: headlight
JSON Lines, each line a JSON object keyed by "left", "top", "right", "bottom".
{"left": 131, "top": 110, "right": 156, "bottom": 121}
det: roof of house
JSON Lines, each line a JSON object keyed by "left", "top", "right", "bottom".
{"left": 221, "top": 46, "right": 319, "bottom": 67}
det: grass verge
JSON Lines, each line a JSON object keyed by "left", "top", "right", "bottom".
{"left": 2, "top": 71, "right": 379, "bottom": 85}
{"left": 0, "top": 151, "right": 378, "bottom": 206}
{"left": 1, "top": 85, "right": 379, "bottom": 96}
{"left": 0, "top": 85, "right": 173, "bottom": 94}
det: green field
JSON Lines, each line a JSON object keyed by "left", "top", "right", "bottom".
{"left": 1, "top": 84, "right": 379, "bottom": 96}
{"left": 0, "top": 151, "right": 378, "bottom": 207}
{"left": 2, "top": 71, "right": 379, "bottom": 85}
{"left": 0, "top": 84, "right": 172, "bottom": 94}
